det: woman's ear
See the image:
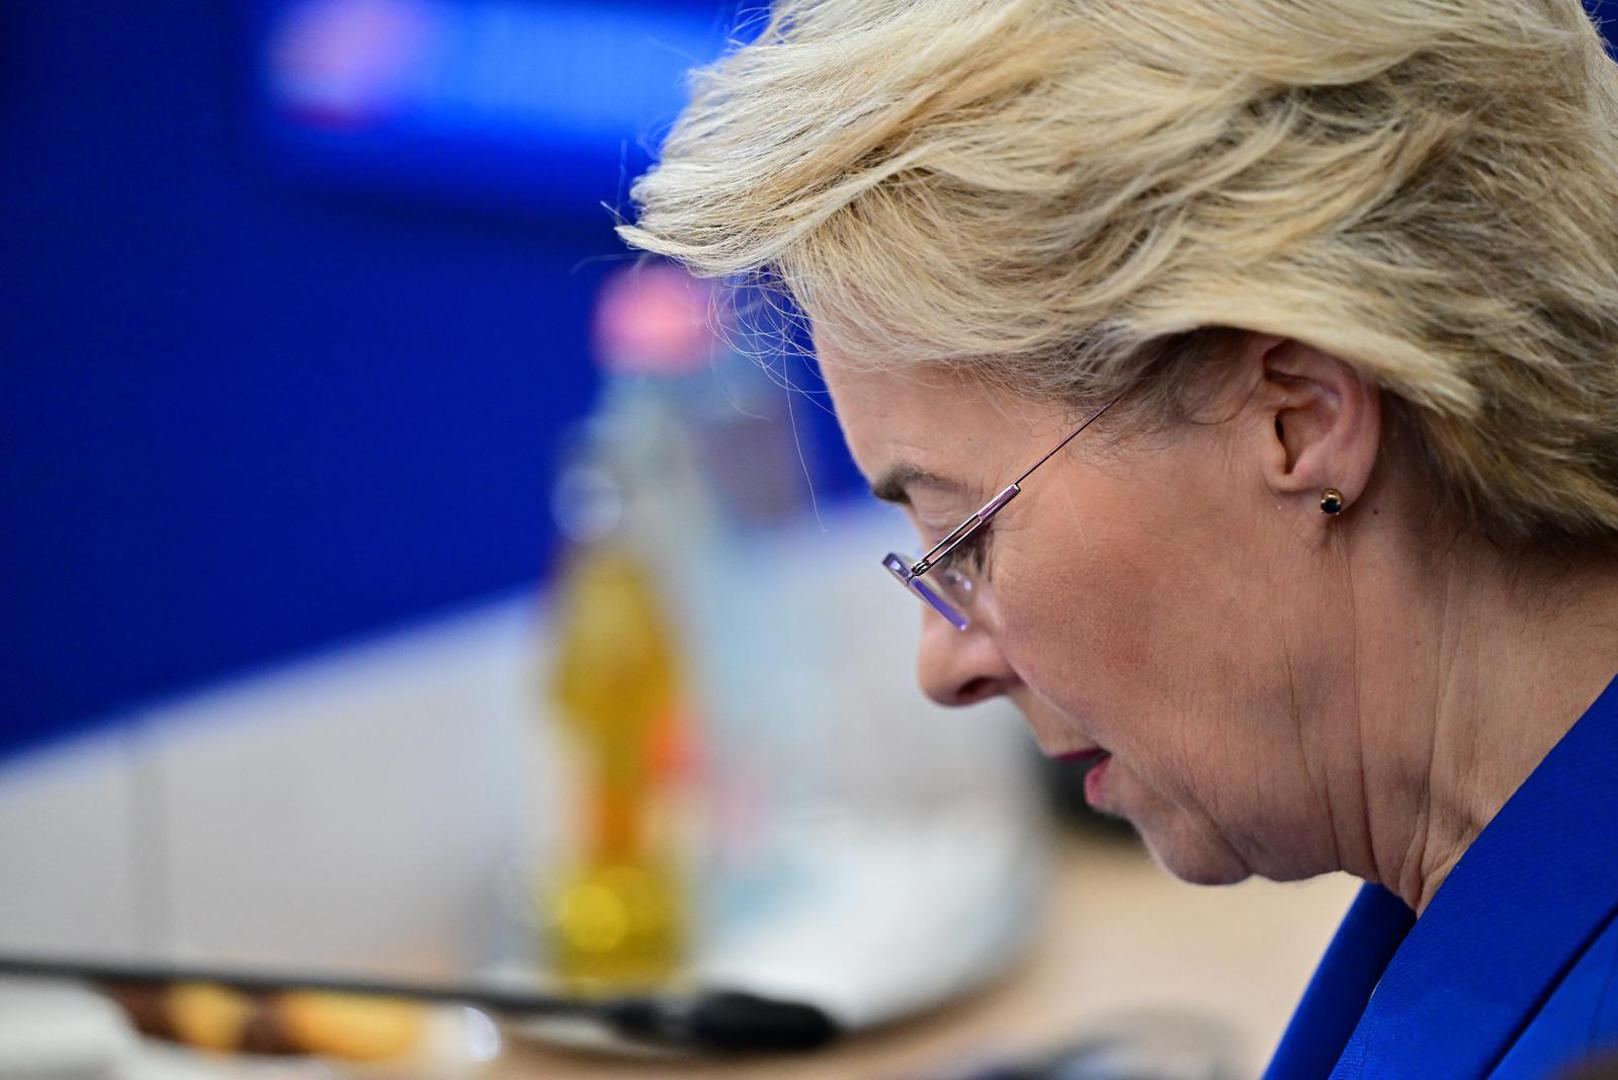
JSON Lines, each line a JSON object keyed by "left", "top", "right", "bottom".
{"left": 1243, "top": 336, "right": 1381, "bottom": 514}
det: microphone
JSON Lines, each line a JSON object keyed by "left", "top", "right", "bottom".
{"left": 0, "top": 954, "right": 841, "bottom": 1054}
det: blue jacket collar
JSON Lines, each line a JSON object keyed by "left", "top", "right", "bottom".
{"left": 1266, "top": 671, "right": 1618, "bottom": 1079}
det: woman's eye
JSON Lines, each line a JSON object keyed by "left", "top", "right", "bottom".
{"left": 938, "top": 528, "right": 991, "bottom": 574}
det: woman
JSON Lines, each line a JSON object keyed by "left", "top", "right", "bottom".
{"left": 617, "top": 0, "right": 1618, "bottom": 1075}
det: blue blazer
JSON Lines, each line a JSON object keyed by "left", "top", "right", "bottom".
{"left": 1264, "top": 673, "right": 1618, "bottom": 1079}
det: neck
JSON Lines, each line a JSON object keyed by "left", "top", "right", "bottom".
{"left": 1337, "top": 531, "right": 1618, "bottom": 916}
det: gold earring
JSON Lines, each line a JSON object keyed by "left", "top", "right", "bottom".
{"left": 1320, "top": 488, "right": 1345, "bottom": 516}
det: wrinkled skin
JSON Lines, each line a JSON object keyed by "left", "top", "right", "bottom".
{"left": 822, "top": 334, "right": 1618, "bottom": 909}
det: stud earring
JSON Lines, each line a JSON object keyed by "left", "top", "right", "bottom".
{"left": 1320, "top": 488, "right": 1345, "bottom": 516}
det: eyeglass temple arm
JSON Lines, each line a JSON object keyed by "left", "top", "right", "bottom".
{"left": 1013, "top": 392, "right": 1124, "bottom": 486}
{"left": 913, "top": 485, "right": 1020, "bottom": 574}
{"left": 912, "top": 394, "right": 1124, "bottom": 575}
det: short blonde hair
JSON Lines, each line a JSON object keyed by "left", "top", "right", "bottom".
{"left": 618, "top": 0, "right": 1618, "bottom": 543}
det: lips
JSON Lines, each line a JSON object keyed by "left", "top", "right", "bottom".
{"left": 1083, "top": 752, "right": 1114, "bottom": 806}
{"left": 1054, "top": 746, "right": 1115, "bottom": 808}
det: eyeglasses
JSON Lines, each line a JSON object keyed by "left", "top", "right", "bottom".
{"left": 883, "top": 395, "right": 1122, "bottom": 631}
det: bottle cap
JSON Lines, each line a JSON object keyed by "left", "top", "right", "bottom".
{"left": 592, "top": 263, "right": 718, "bottom": 376}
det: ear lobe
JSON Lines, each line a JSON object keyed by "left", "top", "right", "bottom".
{"left": 1254, "top": 338, "right": 1381, "bottom": 511}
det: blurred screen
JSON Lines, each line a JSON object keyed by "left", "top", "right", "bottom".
{"left": 254, "top": 0, "right": 734, "bottom": 216}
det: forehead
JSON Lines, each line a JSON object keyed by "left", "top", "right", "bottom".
{"left": 819, "top": 354, "right": 1052, "bottom": 488}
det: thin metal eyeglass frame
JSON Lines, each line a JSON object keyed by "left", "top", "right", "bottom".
{"left": 883, "top": 394, "right": 1123, "bottom": 631}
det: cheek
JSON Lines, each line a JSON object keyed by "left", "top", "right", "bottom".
{"left": 996, "top": 504, "right": 1228, "bottom": 722}
{"left": 986, "top": 441, "right": 1343, "bottom": 882}
{"left": 994, "top": 466, "right": 1287, "bottom": 788}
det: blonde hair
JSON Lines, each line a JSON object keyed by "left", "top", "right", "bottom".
{"left": 618, "top": 0, "right": 1618, "bottom": 543}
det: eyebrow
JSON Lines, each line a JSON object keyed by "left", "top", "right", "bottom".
{"left": 869, "top": 463, "right": 967, "bottom": 505}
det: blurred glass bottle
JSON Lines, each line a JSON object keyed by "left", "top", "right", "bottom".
{"left": 540, "top": 265, "right": 719, "bottom": 991}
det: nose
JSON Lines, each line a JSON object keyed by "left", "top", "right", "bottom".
{"left": 916, "top": 609, "right": 1018, "bottom": 707}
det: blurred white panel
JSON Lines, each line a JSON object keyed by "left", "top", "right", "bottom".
{"left": 685, "top": 504, "right": 1051, "bottom": 992}
{"left": 146, "top": 597, "right": 551, "bottom": 978}
{"left": 766, "top": 503, "right": 1041, "bottom": 813}
{"left": 0, "top": 500, "right": 1045, "bottom": 1010}
{"left": 0, "top": 728, "right": 145, "bottom": 957}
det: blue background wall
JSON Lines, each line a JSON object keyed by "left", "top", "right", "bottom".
{"left": 0, "top": 1, "right": 834, "bottom": 756}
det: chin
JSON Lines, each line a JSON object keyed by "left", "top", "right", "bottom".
{"left": 1138, "top": 825, "right": 1253, "bottom": 887}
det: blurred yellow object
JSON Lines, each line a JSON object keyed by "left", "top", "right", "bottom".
{"left": 552, "top": 548, "right": 679, "bottom": 764}
{"left": 547, "top": 544, "right": 689, "bottom": 989}
{"left": 167, "top": 983, "right": 254, "bottom": 1052}
{"left": 274, "top": 992, "right": 426, "bottom": 1061}
{"left": 554, "top": 858, "right": 686, "bottom": 983}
